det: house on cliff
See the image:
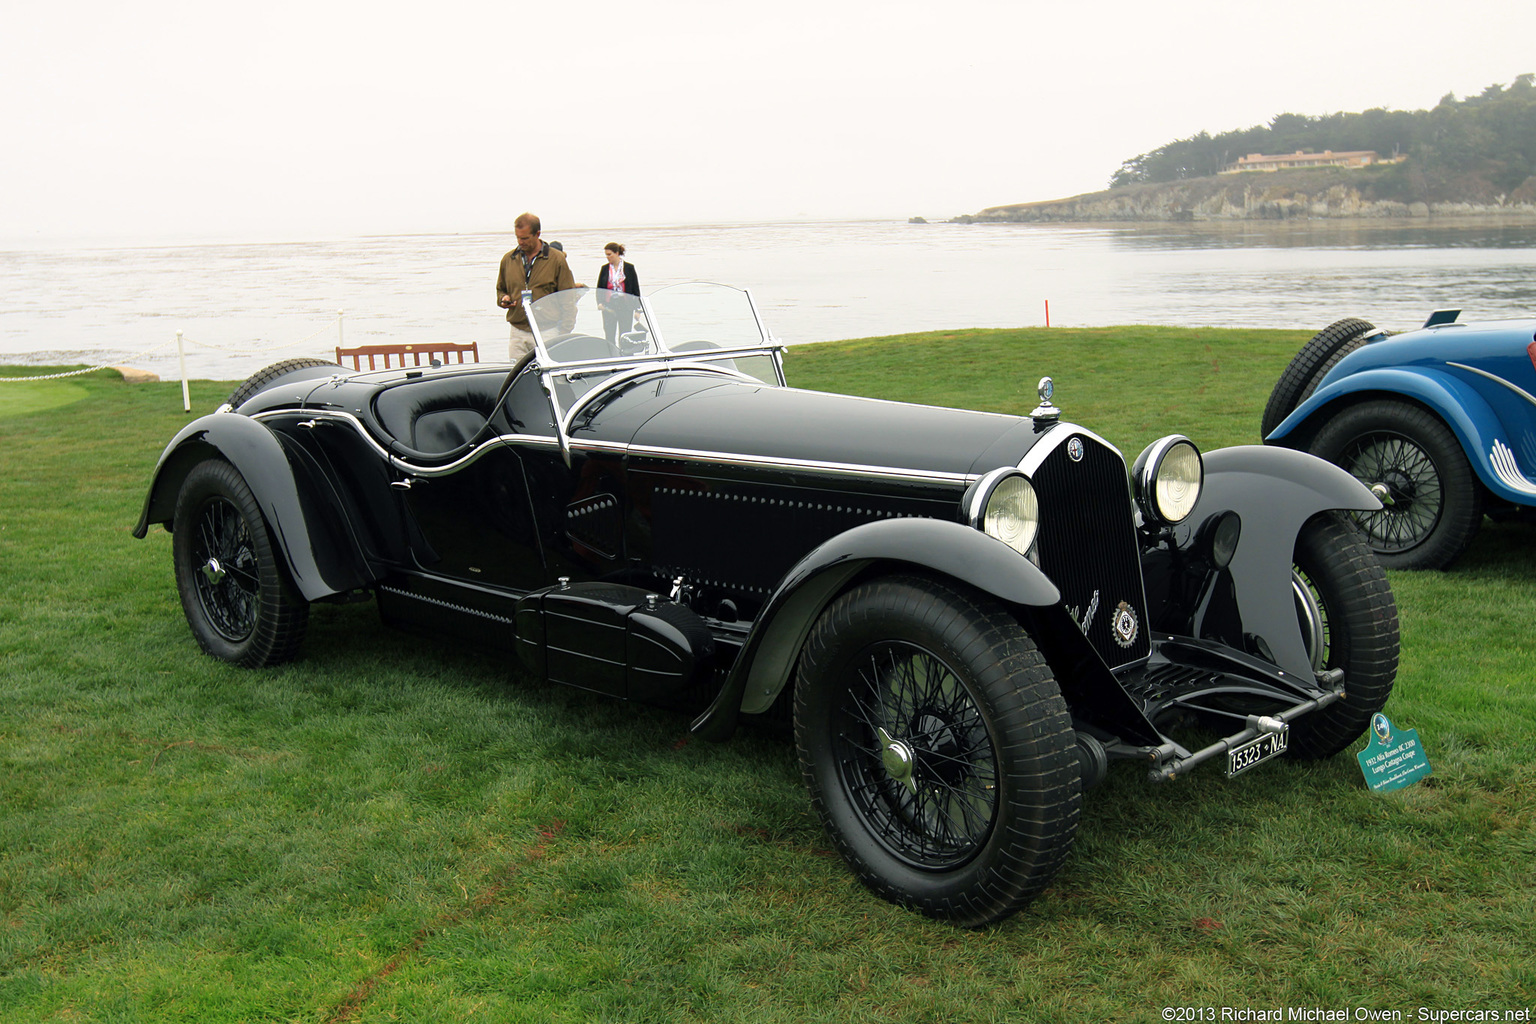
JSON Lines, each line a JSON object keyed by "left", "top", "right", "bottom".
{"left": 1221, "top": 150, "right": 1403, "bottom": 173}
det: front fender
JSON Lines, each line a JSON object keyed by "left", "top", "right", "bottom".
{"left": 1182, "top": 445, "right": 1379, "bottom": 680}
{"left": 1268, "top": 366, "right": 1525, "bottom": 504}
{"left": 133, "top": 412, "right": 361, "bottom": 601}
{"left": 691, "top": 517, "right": 1062, "bottom": 740}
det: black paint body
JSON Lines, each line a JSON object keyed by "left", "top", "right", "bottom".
{"left": 135, "top": 355, "right": 1378, "bottom": 757}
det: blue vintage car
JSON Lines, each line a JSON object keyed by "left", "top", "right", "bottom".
{"left": 1263, "top": 312, "right": 1536, "bottom": 569}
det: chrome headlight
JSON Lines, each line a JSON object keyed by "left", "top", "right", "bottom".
{"left": 1132, "top": 435, "right": 1203, "bottom": 526}
{"left": 965, "top": 468, "right": 1040, "bottom": 558}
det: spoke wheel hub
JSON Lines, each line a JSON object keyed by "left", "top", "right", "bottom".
{"left": 877, "top": 728, "right": 918, "bottom": 795}
{"left": 836, "top": 640, "right": 999, "bottom": 870}
{"left": 1348, "top": 434, "right": 1443, "bottom": 552}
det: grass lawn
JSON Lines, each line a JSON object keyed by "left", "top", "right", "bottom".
{"left": 1, "top": 332, "right": 1532, "bottom": 1023}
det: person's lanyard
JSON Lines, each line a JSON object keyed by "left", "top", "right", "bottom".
{"left": 520, "top": 244, "right": 542, "bottom": 284}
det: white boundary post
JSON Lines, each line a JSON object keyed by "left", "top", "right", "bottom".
{"left": 337, "top": 309, "right": 344, "bottom": 352}
{"left": 177, "top": 330, "right": 190, "bottom": 412}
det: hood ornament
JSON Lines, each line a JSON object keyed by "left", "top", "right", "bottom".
{"left": 1032, "top": 376, "right": 1061, "bottom": 424}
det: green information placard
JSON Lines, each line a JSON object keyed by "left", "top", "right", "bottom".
{"left": 1356, "top": 713, "right": 1432, "bottom": 793}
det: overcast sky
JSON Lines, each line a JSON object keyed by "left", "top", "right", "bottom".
{"left": 3, "top": 0, "right": 1533, "bottom": 245}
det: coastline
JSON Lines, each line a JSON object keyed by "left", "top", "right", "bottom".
{"left": 959, "top": 169, "right": 1536, "bottom": 224}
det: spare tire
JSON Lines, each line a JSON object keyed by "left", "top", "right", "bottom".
{"left": 1260, "top": 318, "right": 1376, "bottom": 439}
{"left": 226, "top": 357, "right": 340, "bottom": 410}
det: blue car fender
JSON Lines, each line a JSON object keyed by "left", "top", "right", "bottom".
{"left": 1266, "top": 366, "right": 1530, "bottom": 502}
{"left": 1189, "top": 445, "right": 1380, "bottom": 680}
{"left": 133, "top": 412, "right": 361, "bottom": 601}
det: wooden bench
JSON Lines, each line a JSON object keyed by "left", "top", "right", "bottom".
{"left": 335, "top": 341, "right": 479, "bottom": 371}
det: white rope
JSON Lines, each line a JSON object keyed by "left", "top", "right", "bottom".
{"left": 0, "top": 315, "right": 340, "bottom": 382}
{"left": 0, "top": 335, "right": 182, "bottom": 382}
{"left": 0, "top": 363, "right": 123, "bottom": 382}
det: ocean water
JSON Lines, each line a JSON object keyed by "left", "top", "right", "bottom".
{"left": 3, "top": 219, "right": 1534, "bottom": 382}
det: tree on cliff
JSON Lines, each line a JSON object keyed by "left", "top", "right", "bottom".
{"left": 1108, "top": 75, "right": 1536, "bottom": 202}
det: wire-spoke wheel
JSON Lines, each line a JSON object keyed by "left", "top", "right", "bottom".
{"left": 172, "top": 459, "right": 308, "bottom": 667}
{"left": 1309, "top": 399, "right": 1483, "bottom": 569}
{"left": 836, "top": 640, "right": 1000, "bottom": 868}
{"left": 795, "top": 576, "right": 1080, "bottom": 927}
{"left": 1343, "top": 432, "right": 1445, "bottom": 551}
{"left": 191, "top": 493, "right": 261, "bottom": 642}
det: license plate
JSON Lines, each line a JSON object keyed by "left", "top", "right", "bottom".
{"left": 1227, "top": 730, "right": 1288, "bottom": 776}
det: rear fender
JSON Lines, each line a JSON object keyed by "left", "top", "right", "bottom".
{"left": 133, "top": 412, "right": 364, "bottom": 600}
{"left": 1180, "top": 445, "right": 1378, "bottom": 680}
{"left": 691, "top": 517, "right": 1159, "bottom": 746}
{"left": 1269, "top": 366, "right": 1525, "bottom": 503}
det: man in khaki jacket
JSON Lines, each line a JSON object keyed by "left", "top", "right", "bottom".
{"left": 496, "top": 212, "right": 575, "bottom": 361}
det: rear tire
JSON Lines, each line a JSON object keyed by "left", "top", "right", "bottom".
{"left": 172, "top": 459, "right": 309, "bottom": 667}
{"left": 1308, "top": 399, "right": 1483, "bottom": 569}
{"left": 1261, "top": 318, "right": 1376, "bottom": 438}
{"left": 794, "top": 576, "right": 1080, "bottom": 927}
{"left": 1286, "top": 512, "right": 1400, "bottom": 759}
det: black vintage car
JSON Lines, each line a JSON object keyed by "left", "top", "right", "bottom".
{"left": 136, "top": 283, "right": 1399, "bottom": 926}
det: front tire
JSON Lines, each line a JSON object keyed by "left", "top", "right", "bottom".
{"left": 1286, "top": 512, "right": 1400, "bottom": 759}
{"left": 1308, "top": 399, "right": 1483, "bottom": 569}
{"left": 172, "top": 459, "right": 309, "bottom": 667}
{"left": 794, "top": 576, "right": 1081, "bottom": 927}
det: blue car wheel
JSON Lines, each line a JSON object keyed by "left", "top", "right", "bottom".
{"left": 1309, "top": 399, "right": 1484, "bottom": 570}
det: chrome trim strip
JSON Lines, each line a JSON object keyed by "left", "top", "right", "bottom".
{"left": 248, "top": 409, "right": 560, "bottom": 478}
{"left": 1017, "top": 421, "right": 1123, "bottom": 476}
{"left": 1448, "top": 361, "right": 1536, "bottom": 410}
{"left": 252, "top": 408, "right": 391, "bottom": 459}
{"left": 541, "top": 343, "right": 786, "bottom": 376}
{"left": 640, "top": 292, "right": 668, "bottom": 352}
{"left": 540, "top": 367, "right": 574, "bottom": 465}
{"left": 251, "top": 406, "right": 968, "bottom": 485}
{"left": 741, "top": 287, "right": 771, "bottom": 346}
{"left": 622, "top": 442, "right": 975, "bottom": 485}
{"left": 1490, "top": 439, "right": 1536, "bottom": 496}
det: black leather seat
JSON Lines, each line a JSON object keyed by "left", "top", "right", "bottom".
{"left": 370, "top": 373, "right": 503, "bottom": 457}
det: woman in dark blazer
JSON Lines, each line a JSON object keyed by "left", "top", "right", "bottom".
{"left": 597, "top": 243, "right": 641, "bottom": 346}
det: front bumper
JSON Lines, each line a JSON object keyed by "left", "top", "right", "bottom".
{"left": 1102, "top": 634, "right": 1347, "bottom": 782}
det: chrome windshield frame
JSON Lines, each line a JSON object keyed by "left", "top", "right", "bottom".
{"left": 524, "top": 282, "right": 787, "bottom": 464}
{"left": 527, "top": 283, "right": 780, "bottom": 369}
{"left": 540, "top": 351, "right": 784, "bottom": 466}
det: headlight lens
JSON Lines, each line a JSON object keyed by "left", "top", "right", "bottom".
{"left": 1133, "top": 435, "right": 1204, "bottom": 526}
{"left": 982, "top": 473, "right": 1040, "bottom": 557}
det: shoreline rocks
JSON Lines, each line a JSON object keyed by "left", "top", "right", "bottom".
{"left": 961, "top": 171, "right": 1536, "bottom": 224}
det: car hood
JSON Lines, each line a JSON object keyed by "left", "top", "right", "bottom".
{"left": 579, "top": 372, "right": 1046, "bottom": 479}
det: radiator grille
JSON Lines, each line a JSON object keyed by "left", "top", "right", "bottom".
{"left": 1029, "top": 433, "right": 1151, "bottom": 668}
